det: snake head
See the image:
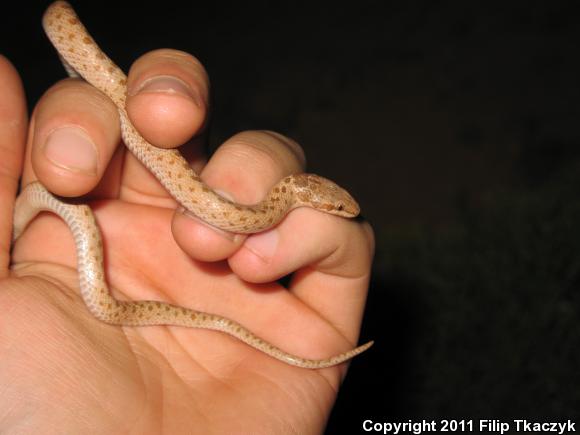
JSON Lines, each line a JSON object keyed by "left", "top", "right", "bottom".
{"left": 289, "top": 174, "right": 360, "bottom": 217}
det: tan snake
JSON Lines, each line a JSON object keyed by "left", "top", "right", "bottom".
{"left": 11, "top": 1, "right": 373, "bottom": 369}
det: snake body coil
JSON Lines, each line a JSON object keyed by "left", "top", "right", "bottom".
{"left": 12, "top": 1, "right": 373, "bottom": 369}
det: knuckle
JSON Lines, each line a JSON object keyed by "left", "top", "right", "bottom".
{"left": 259, "top": 130, "right": 306, "bottom": 166}
{"left": 222, "top": 130, "right": 305, "bottom": 173}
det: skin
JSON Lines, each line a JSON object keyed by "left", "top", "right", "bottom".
{"left": 0, "top": 46, "right": 374, "bottom": 434}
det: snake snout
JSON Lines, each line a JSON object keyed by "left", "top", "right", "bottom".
{"left": 289, "top": 174, "right": 361, "bottom": 218}
{"left": 333, "top": 188, "right": 360, "bottom": 218}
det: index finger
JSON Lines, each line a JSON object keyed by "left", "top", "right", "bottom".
{"left": 0, "top": 56, "right": 27, "bottom": 277}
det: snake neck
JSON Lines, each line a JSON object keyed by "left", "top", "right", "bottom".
{"left": 177, "top": 176, "right": 298, "bottom": 234}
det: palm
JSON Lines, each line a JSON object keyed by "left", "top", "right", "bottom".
{"left": 7, "top": 184, "right": 342, "bottom": 432}
{"left": 0, "top": 44, "right": 370, "bottom": 432}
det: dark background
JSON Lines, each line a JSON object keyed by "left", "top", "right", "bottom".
{"left": 2, "top": 1, "right": 579, "bottom": 432}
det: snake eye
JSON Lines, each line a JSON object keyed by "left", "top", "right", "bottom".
{"left": 337, "top": 204, "right": 344, "bottom": 211}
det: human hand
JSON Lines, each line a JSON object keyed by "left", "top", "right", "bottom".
{"left": 0, "top": 45, "right": 373, "bottom": 434}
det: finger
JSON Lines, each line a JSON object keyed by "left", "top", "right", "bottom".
{"left": 230, "top": 210, "right": 373, "bottom": 281}
{"left": 126, "top": 49, "right": 209, "bottom": 148}
{"left": 171, "top": 130, "right": 305, "bottom": 262}
{"left": 24, "top": 78, "right": 121, "bottom": 198}
{"left": 288, "top": 221, "right": 374, "bottom": 345}
{"left": 232, "top": 207, "right": 373, "bottom": 345}
{"left": 0, "top": 56, "right": 27, "bottom": 277}
{"left": 119, "top": 49, "right": 210, "bottom": 205}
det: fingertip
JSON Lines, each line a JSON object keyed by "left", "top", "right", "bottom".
{"left": 29, "top": 79, "right": 120, "bottom": 197}
{"left": 172, "top": 208, "right": 246, "bottom": 262}
{"left": 126, "top": 49, "right": 209, "bottom": 148}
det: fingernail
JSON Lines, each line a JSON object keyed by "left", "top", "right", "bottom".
{"left": 244, "top": 230, "right": 279, "bottom": 263}
{"left": 179, "top": 207, "right": 242, "bottom": 242}
{"left": 43, "top": 126, "right": 98, "bottom": 175}
{"left": 132, "top": 75, "right": 200, "bottom": 105}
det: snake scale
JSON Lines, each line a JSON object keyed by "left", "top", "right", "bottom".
{"left": 11, "top": 1, "right": 373, "bottom": 368}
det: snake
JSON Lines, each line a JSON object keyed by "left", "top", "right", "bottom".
{"left": 11, "top": 1, "right": 373, "bottom": 369}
